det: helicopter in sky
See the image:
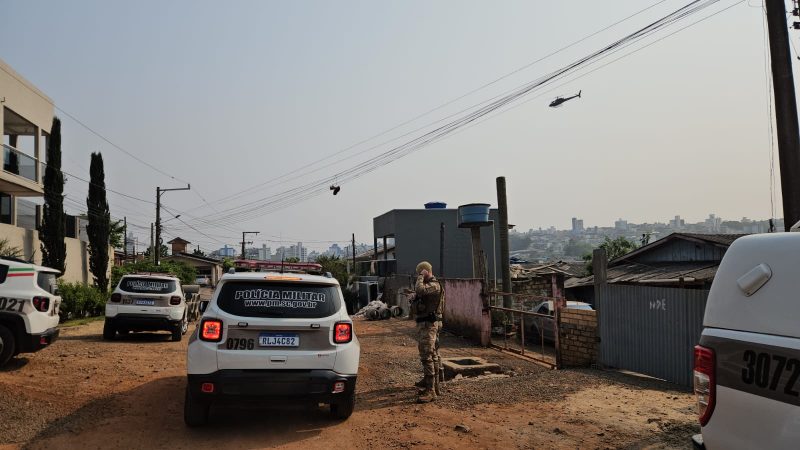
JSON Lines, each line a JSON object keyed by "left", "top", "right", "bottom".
{"left": 549, "top": 90, "right": 581, "bottom": 108}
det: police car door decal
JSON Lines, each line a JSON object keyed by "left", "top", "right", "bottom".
{"left": 703, "top": 335, "right": 800, "bottom": 407}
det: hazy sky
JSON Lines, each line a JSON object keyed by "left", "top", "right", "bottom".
{"left": 0, "top": 1, "right": 791, "bottom": 252}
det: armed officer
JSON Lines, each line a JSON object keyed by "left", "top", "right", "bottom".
{"left": 412, "top": 261, "right": 444, "bottom": 403}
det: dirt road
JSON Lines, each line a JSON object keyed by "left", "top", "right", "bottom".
{"left": 0, "top": 318, "right": 698, "bottom": 449}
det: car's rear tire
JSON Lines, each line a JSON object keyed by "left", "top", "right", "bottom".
{"left": 0, "top": 325, "right": 16, "bottom": 367}
{"left": 183, "top": 387, "right": 209, "bottom": 427}
{"left": 330, "top": 391, "right": 355, "bottom": 420}
{"left": 102, "top": 320, "right": 116, "bottom": 341}
{"left": 172, "top": 322, "right": 183, "bottom": 342}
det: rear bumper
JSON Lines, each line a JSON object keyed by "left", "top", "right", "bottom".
{"left": 107, "top": 314, "right": 181, "bottom": 332}
{"left": 187, "top": 370, "right": 357, "bottom": 405}
{"left": 19, "top": 327, "right": 59, "bottom": 353}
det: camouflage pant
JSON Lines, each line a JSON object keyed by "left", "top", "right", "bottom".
{"left": 416, "top": 321, "right": 442, "bottom": 377}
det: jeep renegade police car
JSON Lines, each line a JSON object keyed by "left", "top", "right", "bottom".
{"left": 0, "top": 258, "right": 61, "bottom": 367}
{"left": 693, "top": 233, "right": 800, "bottom": 449}
{"left": 105, "top": 274, "right": 188, "bottom": 341}
{"left": 184, "top": 271, "right": 359, "bottom": 426}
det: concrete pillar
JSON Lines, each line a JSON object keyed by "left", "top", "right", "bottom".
{"left": 33, "top": 125, "right": 40, "bottom": 183}
{"left": 10, "top": 196, "right": 17, "bottom": 226}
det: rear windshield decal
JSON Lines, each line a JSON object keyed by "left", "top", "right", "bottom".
{"left": 236, "top": 289, "right": 326, "bottom": 309}
{"left": 216, "top": 282, "right": 340, "bottom": 318}
{"left": 126, "top": 280, "right": 170, "bottom": 291}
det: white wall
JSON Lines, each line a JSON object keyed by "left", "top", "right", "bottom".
{"left": 1, "top": 222, "right": 113, "bottom": 285}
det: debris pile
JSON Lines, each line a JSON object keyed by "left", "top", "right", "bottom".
{"left": 353, "top": 301, "right": 404, "bottom": 320}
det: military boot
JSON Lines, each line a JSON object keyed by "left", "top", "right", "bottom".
{"left": 414, "top": 377, "right": 426, "bottom": 388}
{"left": 416, "top": 376, "right": 437, "bottom": 403}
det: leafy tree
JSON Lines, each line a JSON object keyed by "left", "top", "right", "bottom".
{"left": 144, "top": 244, "right": 169, "bottom": 259}
{"left": 192, "top": 247, "right": 206, "bottom": 256}
{"left": 284, "top": 257, "right": 300, "bottom": 263}
{"left": 584, "top": 236, "right": 640, "bottom": 275}
{"left": 109, "top": 220, "right": 125, "bottom": 249}
{"left": 508, "top": 233, "right": 532, "bottom": 252}
{"left": 110, "top": 260, "right": 197, "bottom": 289}
{"left": 315, "top": 254, "right": 348, "bottom": 287}
{"left": 0, "top": 238, "right": 23, "bottom": 258}
{"left": 221, "top": 257, "right": 234, "bottom": 273}
{"left": 39, "top": 117, "right": 66, "bottom": 274}
{"left": 86, "top": 152, "right": 111, "bottom": 291}
{"left": 564, "top": 238, "right": 593, "bottom": 258}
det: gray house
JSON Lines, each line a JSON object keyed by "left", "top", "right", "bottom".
{"left": 566, "top": 232, "right": 747, "bottom": 387}
{"left": 373, "top": 208, "right": 502, "bottom": 279}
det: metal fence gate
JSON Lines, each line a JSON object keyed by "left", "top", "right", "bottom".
{"left": 596, "top": 285, "right": 709, "bottom": 387}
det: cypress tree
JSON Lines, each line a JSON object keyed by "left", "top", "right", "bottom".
{"left": 86, "top": 152, "right": 110, "bottom": 291}
{"left": 39, "top": 117, "right": 66, "bottom": 274}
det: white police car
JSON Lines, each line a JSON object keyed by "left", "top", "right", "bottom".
{"left": 693, "top": 233, "right": 800, "bottom": 449}
{"left": 105, "top": 273, "right": 188, "bottom": 341}
{"left": 0, "top": 257, "right": 61, "bottom": 367}
{"left": 184, "top": 271, "right": 360, "bottom": 426}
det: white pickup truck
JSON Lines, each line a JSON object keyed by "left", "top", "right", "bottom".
{"left": 693, "top": 233, "right": 800, "bottom": 449}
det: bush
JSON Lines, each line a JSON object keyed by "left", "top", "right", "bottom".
{"left": 57, "top": 282, "right": 107, "bottom": 321}
{"left": 110, "top": 260, "right": 197, "bottom": 289}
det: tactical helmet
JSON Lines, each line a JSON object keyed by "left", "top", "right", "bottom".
{"left": 416, "top": 261, "right": 433, "bottom": 275}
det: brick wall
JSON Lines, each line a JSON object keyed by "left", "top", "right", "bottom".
{"left": 559, "top": 309, "right": 598, "bottom": 367}
{"left": 510, "top": 277, "right": 552, "bottom": 309}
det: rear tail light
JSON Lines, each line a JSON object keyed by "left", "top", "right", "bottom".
{"left": 200, "top": 319, "right": 223, "bottom": 342}
{"left": 110, "top": 293, "right": 122, "bottom": 303}
{"left": 332, "top": 381, "right": 346, "bottom": 394}
{"left": 201, "top": 382, "right": 215, "bottom": 393}
{"left": 32, "top": 296, "right": 50, "bottom": 312}
{"left": 169, "top": 296, "right": 182, "bottom": 305}
{"left": 694, "top": 345, "right": 716, "bottom": 426}
{"left": 334, "top": 322, "right": 352, "bottom": 344}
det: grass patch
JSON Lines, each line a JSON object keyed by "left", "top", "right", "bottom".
{"left": 61, "top": 316, "right": 104, "bottom": 328}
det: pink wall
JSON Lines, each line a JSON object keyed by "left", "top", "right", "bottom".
{"left": 442, "top": 278, "right": 490, "bottom": 346}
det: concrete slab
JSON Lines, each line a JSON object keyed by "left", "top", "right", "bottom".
{"left": 442, "top": 356, "right": 502, "bottom": 379}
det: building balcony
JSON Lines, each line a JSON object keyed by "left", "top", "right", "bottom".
{"left": 1, "top": 143, "right": 43, "bottom": 196}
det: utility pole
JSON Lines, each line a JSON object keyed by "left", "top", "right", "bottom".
{"left": 496, "top": 177, "right": 512, "bottom": 309}
{"left": 150, "top": 223, "right": 154, "bottom": 263}
{"left": 241, "top": 231, "right": 259, "bottom": 258}
{"left": 155, "top": 184, "right": 190, "bottom": 265}
{"left": 351, "top": 233, "right": 356, "bottom": 275}
{"left": 123, "top": 216, "right": 128, "bottom": 260}
{"left": 766, "top": 0, "right": 800, "bottom": 230}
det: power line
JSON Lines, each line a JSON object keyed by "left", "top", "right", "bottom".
{"left": 184, "top": 0, "right": 672, "bottom": 212}
{"left": 174, "top": 0, "right": 732, "bottom": 229}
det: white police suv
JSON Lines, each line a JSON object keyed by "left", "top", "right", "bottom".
{"left": 0, "top": 257, "right": 61, "bottom": 367}
{"left": 184, "top": 271, "right": 359, "bottom": 426}
{"left": 693, "top": 233, "right": 800, "bottom": 449}
{"left": 105, "top": 274, "right": 188, "bottom": 341}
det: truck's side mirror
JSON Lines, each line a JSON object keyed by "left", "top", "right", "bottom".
{"left": 199, "top": 300, "right": 209, "bottom": 314}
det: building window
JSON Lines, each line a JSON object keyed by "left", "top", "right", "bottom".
{"left": 0, "top": 193, "right": 11, "bottom": 225}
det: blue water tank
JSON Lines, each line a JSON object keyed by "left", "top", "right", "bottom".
{"left": 424, "top": 202, "right": 447, "bottom": 209}
{"left": 458, "top": 203, "right": 491, "bottom": 226}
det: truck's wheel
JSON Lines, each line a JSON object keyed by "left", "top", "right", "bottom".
{"left": 0, "top": 325, "right": 16, "bottom": 367}
{"left": 183, "top": 387, "right": 209, "bottom": 427}
{"left": 102, "top": 320, "right": 116, "bottom": 341}
{"left": 330, "top": 391, "right": 355, "bottom": 420}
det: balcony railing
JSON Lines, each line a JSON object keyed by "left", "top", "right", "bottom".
{"left": 2, "top": 144, "right": 38, "bottom": 183}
